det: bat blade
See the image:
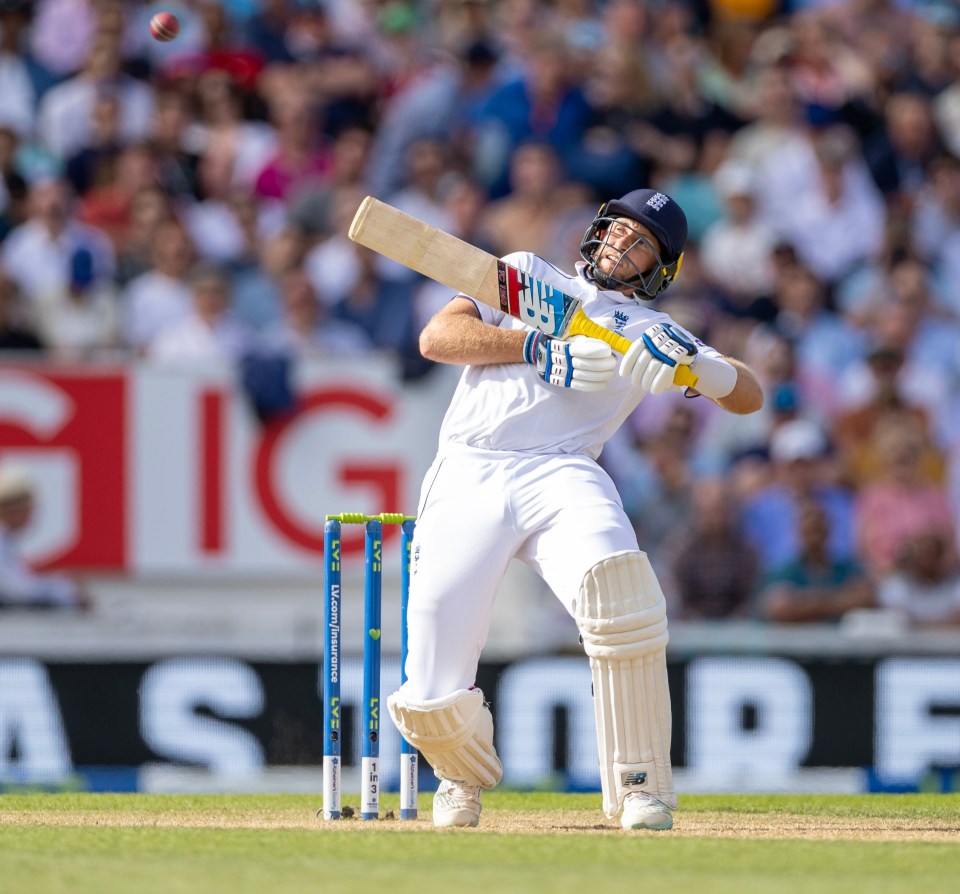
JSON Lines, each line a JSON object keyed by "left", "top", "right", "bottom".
{"left": 349, "top": 195, "right": 500, "bottom": 306}
{"left": 348, "top": 196, "right": 697, "bottom": 388}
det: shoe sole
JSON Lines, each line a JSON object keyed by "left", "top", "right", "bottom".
{"left": 434, "top": 818, "right": 480, "bottom": 828}
{"left": 624, "top": 817, "right": 673, "bottom": 831}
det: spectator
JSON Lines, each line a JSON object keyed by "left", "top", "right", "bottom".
{"left": 694, "top": 327, "right": 804, "bottom": 475}
{"left": 862, "top": 90, "right": 944, "bottom": 203}
{"left": 0, "top": 125, "right": 29, "bottom": 240}
{"left": 666, "top": 477, "right": 759, "bottom": 620}
{"left": 601, "top": 404, "right": 698, "bottom": 580}
{"left": 787, "top": 7, "right": 875, "bottom": 127}
{"left": 740, "top": 417, "right": 857, "bottom": 574}
{"left": 113, "top": 184, "right": 174, "bottom": 287}
{"left": 362, "top": 39, "right": 469, "bottom": 199}
{"left": 185, "top": 68, "right": 276, "bottom": 191}
{"left": 833, "top": 342, "right": 945, "bottom": 488}
{"left": 477, "top": 140, "right": 589, "bottom": 259}
{"left": 36, "top": 31, "right": 155, "bottom": 162}
{"left": 915, "top": 153, "right": 960, "bottom": 317}
{"left": 121, "top": 217, "right": 195, "bottom": 354}
{"left": 230, "top": 222, "right": 304, "bottom": 330}
{"left": 253, "top": 80, "right": 331, "bottom": 202}
{"left": 0, "top": 463, "right": 90, "bottom": 611}
{"left": 299, "top": 17, "right": 380, "bottom": 138}
{"left": 911, "top": 152, "right": 960, "bottom": 271}
{"left": 0, "top": 176, "right": 115, "bottom": 303}
{"left": 189, "top": 0, "right": 265, "bottom": 94}
{"left": 725, "top": 61, "right": 814, "bottom": 214}
{"left": 699, "top": 160, "right": 777, "bottom": 318}
{"left": 33, "top": 245, "right": 120, "bottom": 359}
{"left": 148, "top": 262, "right": 251, "bottom": 365}
{"left": 0, "top": 272, "right": 44, "bottom": 351}
{"left": 877, "top": 530, "right": 960, "bottom": 627}
{"left": 431, "top": 0, "right": 499, "bottom": 53}
{"left": 287, "top": 122, "right": 374, "bottom": 239}
{"left": 446, "top": 38, "right": 505, "bottom": 164}
{"left": 577, "top": 38, "right": 658, "bottom": 196}
{"left": 757, "top": 498, "right": 874, "bottom": 623}
{"left": 640, "top": 32, "right": 745, "bottom": 192}
{"left": 64, "top": 90, "right": 124, "bottom": 198}
{"left": 894, "top": 5, "right": 956, "bottom": 97}
{"left": 28, "top": 0, "right": 99, "bottom": 79}
{"left": 855, "top": 416, "right": 957, "bottom": 579}
{"left": 366, "top": 130, "right": 470, "bottom": 367}
{"left": 186, "top": 143, "right": 284, "bottom": 264}
{"left": 76, "top": 142, "right": 160, "bottom": 252}
{"left": 932, "top": 26, "right": 960, "bottom": 156}
{"left": 779, "top": 124, "right": 886, "bottom": 288}
{"left": 303, "top": 182, "right": 366, "bottom": 309}
{"left": 769, "top": 260, "right": 867, "bottom": 405}
{"left": 386, "top": 136, "right": 455, "bottom": 233}
{"left": 846, "top": 254, "right": 960, "bottom": 430}
{"left": 245, "top": 0, "right": 297, "bottom": 64}
{"left": 329, "top": 240, "right": 416, "bottom": 357}
{"left": 470, "top": 30, "right": 591, "bottom": 196}
{"left": 260, "top": 265, "right": 372, "bottom": 360}
{"left": 148, "top": 87, "right": 202, "bottom": 203}
{"left": 0, "top": 0, "right": 52, "bottom": 140}
{"left": 413, "top": 174, "right": 495, "bottom": 331}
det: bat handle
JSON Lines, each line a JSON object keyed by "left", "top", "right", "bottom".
{"left": 568, "top": 310, "right": 699, "bottom": 389}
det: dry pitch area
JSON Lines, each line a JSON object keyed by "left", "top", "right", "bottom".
{"left": 2, "top": 791, "right": 959, "bottom": 840}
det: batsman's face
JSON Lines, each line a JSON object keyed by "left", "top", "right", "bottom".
{"left": 595, "top": 217, "right": 661, "bottom": 282}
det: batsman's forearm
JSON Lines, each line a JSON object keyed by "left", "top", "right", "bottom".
{"left": 420, "top": 309, "right": 527, "bottom": 366}
{"left": 709, "top": 359, "right": 763, "bottom": 415}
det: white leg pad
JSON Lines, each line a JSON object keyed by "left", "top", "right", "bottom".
{"left": 575, "top": 550, "right": 676, "bottom": 819}
{"left": 387, "top": 687, "right": 503, "bottom": 789}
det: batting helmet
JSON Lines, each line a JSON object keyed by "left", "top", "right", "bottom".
{"left": 579, "top": 189, "right": 687, "bottom": 299}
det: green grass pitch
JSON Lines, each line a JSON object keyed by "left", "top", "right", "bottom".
{"left": 1, "top": 792, "right": 958, "bottom": 894}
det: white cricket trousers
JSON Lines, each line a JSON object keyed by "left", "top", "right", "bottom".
{"left": 401, "top": 443, "right": 640, "bottom": 700}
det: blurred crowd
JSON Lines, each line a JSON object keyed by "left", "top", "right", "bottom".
{"left": 1, "top": 0, "right": 960, "bottom": 626}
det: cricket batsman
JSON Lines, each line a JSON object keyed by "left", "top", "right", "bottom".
{"left": 387, "top": 189, "right": 763, "bottom": 829}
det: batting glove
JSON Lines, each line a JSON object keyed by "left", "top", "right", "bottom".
{"left": 619, "top": 321, "right": 698, "bottom": 394}
{"left": 524, "top": 332, "right": 617, "bottom": 392}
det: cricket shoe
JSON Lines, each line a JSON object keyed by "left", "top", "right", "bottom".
{"left": 433, "top": 779, "right": 483, "bottom": 828}
{"left": 620, "top": 792, "right": 673, "bottom": 830}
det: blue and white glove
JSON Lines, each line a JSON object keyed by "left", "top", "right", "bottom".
{"left": 619, "top": 321, "right": 738, "bottom": 398}
{"left": 619, "top": 322, "right": 698, "bottom": 394}
{"left": 524, "top": 332, "right": 617, "bottom": 392}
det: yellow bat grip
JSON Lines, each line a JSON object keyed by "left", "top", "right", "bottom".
{"left": 568, "top": 309, "right": 699, "bottom": 389}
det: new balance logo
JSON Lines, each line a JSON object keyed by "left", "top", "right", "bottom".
{"left": 623, "top": 771, "right": 648, "bottom": 787}
{"left": 646, "top": 193, "right": 669, "bottom": 211}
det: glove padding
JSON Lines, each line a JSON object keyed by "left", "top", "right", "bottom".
{"left": 524, "top": 332, "right": 617, "bottom": 392}
{"left": 619, "top": 322, "right": 698, "bottom": 395}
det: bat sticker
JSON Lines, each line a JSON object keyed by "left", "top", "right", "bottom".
{"left": 496, "top": 261, "right": 579, "bottom": 339}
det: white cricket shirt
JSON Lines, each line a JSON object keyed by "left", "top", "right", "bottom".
{"left": 437, "top": 252, "right": 724, "bottom": 460}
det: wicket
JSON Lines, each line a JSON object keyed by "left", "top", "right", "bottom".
{"left": 323, "top": 512, "right": 418, "bottom": 821}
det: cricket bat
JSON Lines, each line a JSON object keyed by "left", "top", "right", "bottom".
{"left": 348, "top": 196, "right": 698, "bottom": 388}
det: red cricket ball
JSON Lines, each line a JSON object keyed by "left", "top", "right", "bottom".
{"left": 150, "top": 11, "right": 180, "bottom": 42}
